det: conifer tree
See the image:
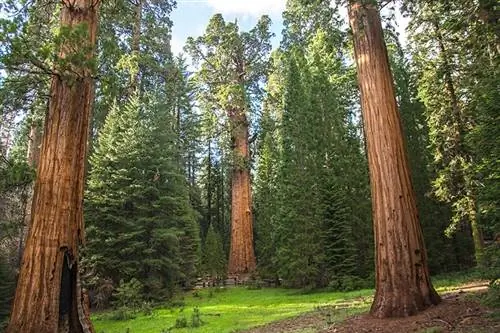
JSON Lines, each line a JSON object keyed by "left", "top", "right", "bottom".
{"left": 254, "top": 54, "right": 283, "bottom": 278}
{"left": 186, "top": 15, "right": 272, "bottom": 277}
{"left": 256, "top": 0, "right": 368, "bottom": 288}
{"left": 85, "top": 92, "right": 200, "bottom": 299}
{"left": 202, "top": 225, "right": 226, "bottom": 279}
{"left": 406, "top": 0, "right": 499, "bottom": 266}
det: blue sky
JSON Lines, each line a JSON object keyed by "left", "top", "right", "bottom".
{"left": 170, "top": 0, "right": 285, "bottom": 55}
{"left": 170, "top": 0, "right": 409, "bottom": 56}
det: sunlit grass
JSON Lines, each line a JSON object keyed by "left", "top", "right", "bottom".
{"left": 92, "top": 287, "right": 372, "bottom": 333}
{"left": 92, "top": 273, "right": 484, "bottom": 333}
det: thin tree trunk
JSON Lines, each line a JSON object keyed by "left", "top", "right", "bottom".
{"left": 228, "top": 109, "right": 256, "bottom": 277}
{"left": 207, "top": 140, "right": 212, "bottom": 235}
{"left": 348, "top": 1, "right": 440, "bottom": 318}
{"left": 7, "top": 1, "right": 100, "bottom": 332}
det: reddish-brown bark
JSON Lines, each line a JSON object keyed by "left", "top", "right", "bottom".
{"left": 227, "top": 108, "right": 256, "bottom": 276}
{"left": 348, "top": 1, "right": 440, "bottom": 318}
{"left": 7, "top": 1, "right": 100, "bottom": 332}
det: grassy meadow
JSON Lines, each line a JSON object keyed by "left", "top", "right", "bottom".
{"left": 92, "top": 272, "right": 487, "bottom": 333}
{"left": 92, "top": 287, "right": 373, "bottom": 333}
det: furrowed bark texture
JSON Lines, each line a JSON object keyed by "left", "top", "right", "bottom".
{"left": 348, "top": 1, "right": 440, "bottom": 318}
{"left": 7, "top": 1, "right": 100, "bottom": 332}
{"left": 227, "top": 109, "right": 256, "bottom": 276}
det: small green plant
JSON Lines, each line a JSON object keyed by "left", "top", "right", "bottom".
{"left": 191, "top": 307, "right": 204, "bottom": 327}
{"left": 174, "top": 315, "right": 188, "bottom": 328}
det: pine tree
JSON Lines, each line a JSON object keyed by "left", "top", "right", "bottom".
{"left": 406, "top": 0, "right": 500, "bottom": 267}
{"left": 202, "top": 225, "right": 226, "bottom": 279}
{"left": 254, "top": 51, "right": 284, "bottom": 279}
{"left": 275, "top": 52, "right": 325, "bottom": 287}
{"left": 85, "top": 92, "right": 200, "bottom": 299}
{"left": 258, "top": 0, "right": 368, "bottom": 288}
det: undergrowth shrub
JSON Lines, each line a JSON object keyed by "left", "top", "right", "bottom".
{"left": 191, "top": 307, "right": 203, "bottom": 327}
{"left": 107, "top": 307, "right": 137, "bottom": 321}
{"left": 112, "top": 278, "right": 144, "bottom": 309}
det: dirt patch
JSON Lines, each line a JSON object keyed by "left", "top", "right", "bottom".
{"left": 241, "top": 284, "right": 499, "bottom": 333}
{"left": 325, "top": 296, "right": 499, "bottom": 333}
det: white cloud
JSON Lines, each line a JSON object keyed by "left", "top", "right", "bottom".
{"left": 170, "top": 37, "right": 183, "bottom": 55}
{"left": 205, "top": 0, "right": 286, "bottom": 16}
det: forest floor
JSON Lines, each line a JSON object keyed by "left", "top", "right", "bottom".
{"left": 92, "top": 277, "right": 499, "bottom": 333}
{"left": 242, "top": 282, "right": 500, "bottom": 333}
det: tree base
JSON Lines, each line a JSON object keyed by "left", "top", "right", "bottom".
{"left": 370, "top": 290, "right": 441, "bottom": 318}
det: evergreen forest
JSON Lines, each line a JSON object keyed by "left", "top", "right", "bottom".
{"left": 0, "top": 0, "right": 498, "bottom": 332}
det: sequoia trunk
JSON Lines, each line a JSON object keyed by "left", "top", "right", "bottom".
{"left": 348, "top": 1, "right": 440, "bottom": 318}
{"left": 227, "top": 109, "right": 256, "bottom": 276}
{"left": 7, "top": 1, "right": 100, "bottom": 332}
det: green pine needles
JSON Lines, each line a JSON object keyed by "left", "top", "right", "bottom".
{"left": 84, "top": 92, "right": 200, "bottom": 302}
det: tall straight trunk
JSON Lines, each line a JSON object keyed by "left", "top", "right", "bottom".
{"left": 207, "top": 141, "right": 212, "bottom": 235}
{"left": 348, "top": 1, "right": 440, "bottom": 318}
{"left": 227, "top": 109, "right": 256, "bottom": 276}
{"left": 433, "top": 22, "right": 485, "bottom": 267}
{"left": 7, "top": 1, "right": 100, "bottom": 332}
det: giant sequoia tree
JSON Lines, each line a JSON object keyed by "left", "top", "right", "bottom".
{"left": 348, "top": 1, "right": 440, "bottom": 318}
{"left": 7, "top": 0, "right": 100, "bottom": 332}
{"left": 185, "top": 15, "right": 272, "bottom": 276}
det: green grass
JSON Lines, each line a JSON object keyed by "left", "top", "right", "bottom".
{"left": 92, "top": 287, "right": 372, "bottom": 333}
{"left": 92, "top": 273, "right": 486, "bottom": 333}
{"left": 432, "top": 269, "right": 487, "bottom": 292}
